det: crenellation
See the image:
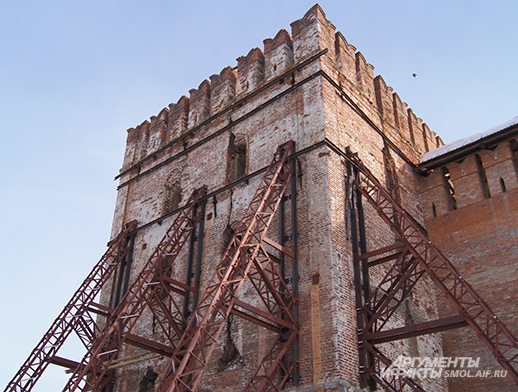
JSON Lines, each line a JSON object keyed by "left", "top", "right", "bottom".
{"left": 407, "top": 108, "right": 426, "bottom": 153}
{"left": 334, "top": 32, "right": 356, "bottom": 83}
{"left": 418, "top": 170, "right": 453, "bottom": 219}
{"left": 209, "top": 66, "right": 237, "bottom": 116}
{"left": 187, "top": 79, "right": 211, "bottom": 129}
{"left": 122, "top": 127, "right": 138, "bottom": 171}
{"left": 263, "top": 29, "right": 294, "bottom": 80}
{"left": 422, "top": 123, "right": 431, "bottom": 151}
{"left": 354, "top": 51, "right": 375, "bottom": 104}
{"left": 147, "top": 108, "right": 168, "bottom": 155}
{"left": 167, "top": 95, "right": 190, "bottom": 142}
{"left": 236, "top": 47, "right": 265, "bottom": 96}
{"left": 291, "top": 4, "right": 336, "bottom": 64}
{"left": 392, "top": 93, "right": 412, "bottom": 143}
{"left": 374, "top": 75, "right": 396, "bottom": 129}
{"left": 478, "top": 142, "right": 518, "bottom": 195}
{"left": 447, "top": 155, "right": 487, "bottom": 208}
{"left": 136, "top": 120, "right": 150, "bottom": 161}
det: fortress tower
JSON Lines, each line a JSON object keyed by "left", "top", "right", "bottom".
{"left": 5, "top": 4, "right": 518, "bottom": 392}
{"left": 105, "top": 4, "right": 447, "bottom": 391}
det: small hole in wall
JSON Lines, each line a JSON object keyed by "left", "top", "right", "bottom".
{"left": 432, "top": 203, "right": 437, "bottom": 218}
{"left": 138, "top": 368, "right": 158, "bottom": 392}
{"left": 142, "top": 243, "right": 147, "bottom": 250}
{"left": 273, "top": 64, "right": 277, "bottom": 71}
{"left": 500, "top": 177, "right": 507, "bottom": 193}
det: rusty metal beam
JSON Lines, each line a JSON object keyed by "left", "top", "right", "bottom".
{"left": 154, "top": 141, "right": 296, "bottom": 392}
{"left": 366, "top": 250, "right": 406, "bottom": 268}
{"left": 364, "top": 315, "right": 468, "bottom": 344}
{"left": 162, "top": 276, "right": 196, "bottom": 294}
{"left": 358, "top": 242, "right": 405, "bottom": 261}
{"left": 4, "top": 221, "right": 137, "bottom": 392}
{"left": 263, "top": 236, "right": 295, "bottom": 259}
{"left": 232, "top": 299, "right": 295, "bottom": 331}
{"left": 61, "top": 187, "right": 206, "bottom": 392}
{"left": 48, "top": 356, "right": 83, "bottom": 371}
{"left": 225, "top": 306, "right": 281, "bottom": 333}
{"left": 125, "top": 334, "right": 175, "bottom": 357}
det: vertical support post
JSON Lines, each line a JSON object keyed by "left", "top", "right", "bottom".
{"left": 356, "top": 181, "right": 370, "bottom": 301}
{"left": 279, "top": 195, "right": 286, "bottom": 286}
{"left": 121, "top": 233, "right": 136, "bottom": 302}
{"left": 113, "top": 252, "right": 126, "bottom": 309}
{"left": 193, "top": 199, "right": 207, "bottom": 310}
{"left": 113, "top": 232, "right": 136, "bottom": 308}
{"left": 355, "top": 169, "right": 375, "bottom": 390}
{"left": 347, "top": 158, "right": 367, "bottom": 389}
{"left": 183, "top": 207, "right": 198, "bottom": 321}
{"left": 290, "top": 148, "right": 299, "bottom": 387}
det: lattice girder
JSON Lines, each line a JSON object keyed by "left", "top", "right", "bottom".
{"left": 62, "top": 187, "right": 206, "bottom": 392}
{"left": 155, "top": 141, "right": 295, "bottom": 392}
{"left": 347, "top": 150, "right": 518, "bottom": 386}
{"left": 4, "top": 221, "right": 136, "bottom": 392}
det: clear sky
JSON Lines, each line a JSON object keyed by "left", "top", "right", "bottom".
{"left": 0, "top": 0, "right": 516, "bottom": 390}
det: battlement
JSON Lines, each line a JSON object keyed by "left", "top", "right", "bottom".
{"left": 121, "top": 4, "right": 443, "bottom": 172}
{"left": 419, "top": 138, "right": 518, "bottom": 220}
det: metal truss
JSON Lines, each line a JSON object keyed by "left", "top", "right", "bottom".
{"left": 62, "top": 186, "right": 207, "bottom": 392}
{"left": 346, "top": 149, "right": 518, "bottom": 390}
{"left": 154, "top": 140, "right": 298, "bottom": 392}
{"left": 4, "top": 220, "right": 137, "bottom": 392}
{"left": 362, "top": 341, "right": 426, "bottom": 392}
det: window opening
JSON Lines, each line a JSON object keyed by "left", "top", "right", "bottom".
{"left": 163, "top": 180, "right": 182, "bottom": 215}
{"left": 441, "top": 167, "right": 457, "bottom": 211}
{"left": 500, "top": 177, "right": 507, "bottom": 193}
{"left": 475, "top": 154, "right": 491, "bottom": 199}
{"left": 227, "top": 133, "right": 247, "bottom": 182}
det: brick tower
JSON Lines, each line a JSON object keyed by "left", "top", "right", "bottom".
{"left": 104, "top": 5, "right": 447, "bottom": 391}
{"left": 6, "top": 4, "right": 517, "bottom": 392}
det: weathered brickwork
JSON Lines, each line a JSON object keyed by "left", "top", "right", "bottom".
{"left": 98, "top": 5, "right": 518, "bottom": 392}
{"left": 419, "top": 135, "right": 518, "bottom": 391}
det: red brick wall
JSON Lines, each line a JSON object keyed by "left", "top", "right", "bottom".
{"left": 425, "top": 175, "right": 518, "bottom": 391}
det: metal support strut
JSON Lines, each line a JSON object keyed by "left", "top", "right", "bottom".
{"left": 62, "top": 186, "right": 207, "bottom": 392}
{"left": 155, "top": 140, "right": 298, "bottom": 392}
{"left": 4, "top": 220, "right": 137, "bottom": 392}
{"left": 346, "top": 148, "right": 518, "bottom": 390}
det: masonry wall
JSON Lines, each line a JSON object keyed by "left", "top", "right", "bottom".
{"left": 104, "top": 5, "right": 448, "bottom": 392}
{"left": 419, "top": 138, "right": 518, "bottom": 391}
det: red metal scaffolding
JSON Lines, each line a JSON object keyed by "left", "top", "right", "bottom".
{"left": 154, "top": 140, "right": 298, "bottom": 392}
{"left": 4, "top": 220, "right": 137, "bottom": 392}
{"left": 7, "top": 139, "right": 516, "bottom": 392}
{"left": 345, "top": 148, "right": 518, "bottom": 391}
{"left": 62, "top": 186, "right": 207, "bottom": 392}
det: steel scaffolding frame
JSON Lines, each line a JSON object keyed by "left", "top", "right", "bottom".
{"left": 4, "top": 220, "right": 137, "bottom": 392}
{"left": 62, "top": 186, "right": 207, "bottom": 392}
{"left": 345, "top": 148, "right": 518, "bottom": 391}
{"left": 8, "top": 139, "right": 516, "bottom": 392}
{"left": 154, "top": 140, "right": 298, "bottom": 392}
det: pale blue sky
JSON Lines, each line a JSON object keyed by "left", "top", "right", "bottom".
{"left": 1, "top": 1, "right": 516, "bottom": 390}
